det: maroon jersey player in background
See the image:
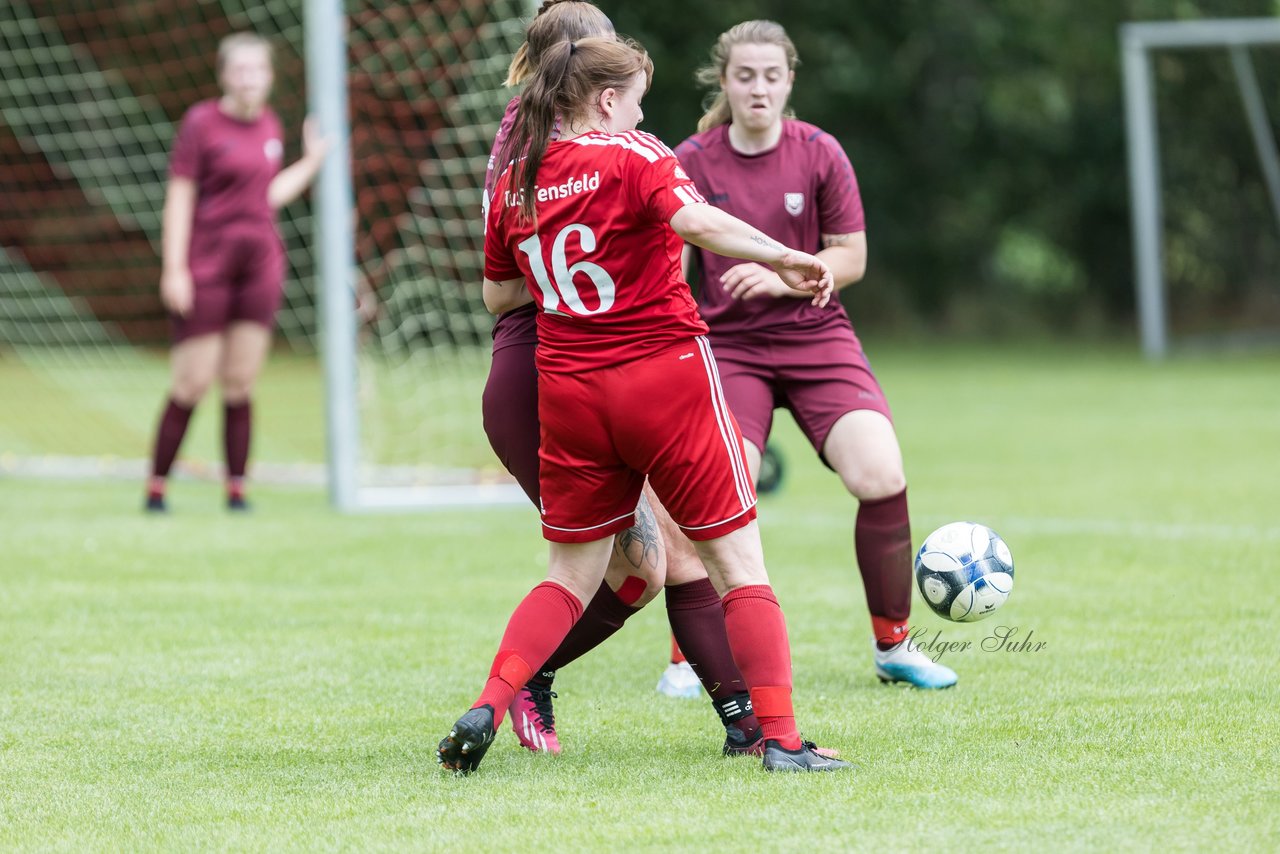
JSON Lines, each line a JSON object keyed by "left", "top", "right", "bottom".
{"left": 438, "top": 35, "right": 847, "bottom": 774}
{"left": 480, "top": 0, "right": 771, "bottom": 759}
{"left": 675, "top": 20, "right": 956, "bottom": 688}
{"left": 145, "top": 32, "right": 328, "bottom": 513}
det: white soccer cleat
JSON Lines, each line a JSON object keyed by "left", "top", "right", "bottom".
{"left": 873, "top": 637, "right": 958, "bottom": 689}
{"left": 656, "top": 660, "right": 703, "bottom": 699}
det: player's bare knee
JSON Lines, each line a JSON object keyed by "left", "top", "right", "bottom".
{"left": 170, "top": 375, "right": 212, "bottom": 406}
{"left": 692, "top": 524, "right": 769, "bottom": 592}
{"left": 664, "top": 538, "right": 708, "bottom": 585}
{"left": 841, "top": 466, "right": 906, "bottom": 501}
{"left": 220, "top": 374, "right": 256, "bottom": 403}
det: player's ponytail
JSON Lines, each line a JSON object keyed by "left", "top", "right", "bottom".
{"left": 496, "top": 36, "right": 652, "bottom": 224}
{"left": 498, "top": 39, "right": 575, "bottom": 223}
{"left": 695, "top": 19, "right": 799, "bottom": 133}
{"left": 505, "top": 0, "right": 614, "bottom": 87}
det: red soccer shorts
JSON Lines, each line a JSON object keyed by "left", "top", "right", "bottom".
{"left": 537, "top": 336, "right": 757, "bottom": 543}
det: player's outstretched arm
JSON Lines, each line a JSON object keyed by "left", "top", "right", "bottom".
{"left": 483, "top": 276, "right": 534, "bottom": 315}
{"left": 669, "top": 204, "right": 833, "bottom": 307}
{"left": 268, "top": 118, "right": 330, "bottom": 210}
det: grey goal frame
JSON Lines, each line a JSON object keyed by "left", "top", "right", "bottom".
{"left": 308, "top": 0, "right": 538, "bottom": 511}
{"left": 1121, "top": 18, "right": 1280, "bottom": 359}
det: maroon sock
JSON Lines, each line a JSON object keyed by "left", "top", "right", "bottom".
{"left": 721, "top": 584, "right": 799, "bottom": 750}
{"left": 856, "top": 488, "right": 914, "bottom": 650}
{"left": 474, "top": 581, "right": 583, "bottom": 727}
{"left": 540, "top": 580, "right": 638, "bottom": 673}
{"left": 150, "top": 398, "right": 194, "bottom": 486}
{"left": 223, "top": 400, "right": 252, "bottom": 481}
{"left": 665, "top": 578, "right": 761, "bottom": 739}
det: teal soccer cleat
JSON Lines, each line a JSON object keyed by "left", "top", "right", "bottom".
{"left": 873, "top": 638, "right": 959, "bottom": 689}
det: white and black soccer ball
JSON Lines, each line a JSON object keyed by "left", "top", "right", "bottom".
{"left": 914, "top": 522, "right": 1014, "bottom": 622}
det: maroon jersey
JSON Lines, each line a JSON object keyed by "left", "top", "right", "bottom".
{"left": 675, "top": 120, "right": 865, "bottom": 338}
{"left": 483, "top": 97, "right": 541, "bottom": 352}
{"left": 484, "top": 130, "right": 709, "bottom": 374}
{"left": 169, "top": 100, "right": 283, "bottom": 233}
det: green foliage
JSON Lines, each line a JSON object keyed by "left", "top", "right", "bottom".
{"left": 1, "top": 342, "right": 1278, "bottom": 848}
{"left": 607, "top": 0, "right": 1280, "bottom": 334}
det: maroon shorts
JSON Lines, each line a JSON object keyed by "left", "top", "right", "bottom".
{"left": 538, "top": 337, "right": 757, "bottom": 543}
{"left": 482, "top": 339, "right": 541, "bottom": 505}
{"left": 710, "top": 323, "right": 892, "bottom": 463}
{"left": 172, "top": 224, "right": 286, "bottom": 342}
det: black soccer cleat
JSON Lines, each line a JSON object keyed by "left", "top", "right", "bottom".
{"left": 761, "top": 739, "right": 852, "bottom": 773}
{"left": 437, "top": 705, "right": 497, "bottom": 775}
{"left": 723, "top": 722, "right": 764, "bottom": 756}
{"left": 227, "top": 495, "right": 250, "bottom": 513}
{"left": 144, "top": 494, "right": 167, "bottom": 513}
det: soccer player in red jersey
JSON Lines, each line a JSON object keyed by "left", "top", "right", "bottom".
{"left": 481, "top": 1, "right": 769, "bottom": 758}
{"left": 675, "top": 21, "right": 957, "bottom": 688}
{"left": 438, "top": 35, "right": 848, "bottom": 774}
{"left": 144, "top": 33, "right": 327, "bottom": 512}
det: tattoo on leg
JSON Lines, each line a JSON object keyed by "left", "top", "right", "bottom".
{"left": 617, "top": 494, "right": 661, "bottom": 571}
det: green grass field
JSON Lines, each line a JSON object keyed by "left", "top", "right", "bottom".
{"left": 1, "top": 341, "right": 1278, "bottom": 850}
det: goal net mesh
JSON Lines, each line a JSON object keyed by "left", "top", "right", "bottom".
{"left": 0, "top": 0, "right": 528, "bottom": 494}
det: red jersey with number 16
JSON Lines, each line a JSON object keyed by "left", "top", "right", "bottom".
{"left": 484, "top": 130, "right": 709, "bottom": 375}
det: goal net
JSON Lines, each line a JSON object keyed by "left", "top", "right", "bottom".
{"left": 0, "top": 0, "right": 531, "bottom": 505}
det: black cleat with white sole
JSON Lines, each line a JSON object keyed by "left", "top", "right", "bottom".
{"left": 437, "top": 705, "right": 497, "bottom": 775}
{"left": 761, "top": 739, "right": 852, "bottom": 772}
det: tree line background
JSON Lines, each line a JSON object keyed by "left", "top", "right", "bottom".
{"left": 603, "top": 0, "right": 1280, "bottom": 339}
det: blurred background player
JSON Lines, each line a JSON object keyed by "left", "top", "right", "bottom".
{"left": 675, "top": 20, "right": 957, "bottom": 688}
{"left": 440, "top": 35, "right": 846, "bottom": 774}
{"left": 481, "top": 0, "right": 767, "bottom": 756}
{"left": 145, "top": 32, "right": 328, "bottom": 512}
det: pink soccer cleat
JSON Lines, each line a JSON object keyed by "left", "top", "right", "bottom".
{"left": 508, "top": 681, "right": 561, "bottom": 754}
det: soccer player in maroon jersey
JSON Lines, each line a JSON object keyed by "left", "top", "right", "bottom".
{"left": 144, "top": 32, "right": 327, "bottom": 512}
{"left": 438, "top": 35, "right": 848, "bottom": 775}
{"left": 481, "top": 0, "right": 769, "bottom": 758}
{"left": 675, "top": 20, "right": 957, "bottom": 688}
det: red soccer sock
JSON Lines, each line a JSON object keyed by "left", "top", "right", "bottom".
{"left": 146, "top": 476, "right": 167, "bottom": 501}
{"left": 721, "top": 584, "right": 799, "bottom": 750}
{"left": 540, "top": 579, "right": 638, "bottom": 673}
{"left": 670, "top": 635, "right": 686, "bottom": 665}
{"left": 474, "top": 581, "right": 584, "bottom": 727}
{"left": 856, "top": 489, "right": 914, "bottom": 650}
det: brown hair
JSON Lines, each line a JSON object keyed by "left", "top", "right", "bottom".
{"left": 497, "top": 37, "right": 652, "bottom": 223}
{"left": 505, "top": 0, "right": 614, "bottom": 87}
{"left": 694, "top": 20, "right": 798, "bottom": 133}
{"left": 216, "top": 32, "right": 273, "bottom": 75}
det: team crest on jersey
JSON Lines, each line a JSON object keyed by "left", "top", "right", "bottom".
{"left": 784, "top": 192, "right": 805, "bottom": 216}
{"left": 264, "top": 138, "right": 283, "bottom": 162}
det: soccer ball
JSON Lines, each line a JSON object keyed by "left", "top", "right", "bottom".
{"left": 914, "top": 522, "right": 1014, "bottom": 622}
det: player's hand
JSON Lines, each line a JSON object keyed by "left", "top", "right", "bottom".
{"left": 302, "top": 117, "right": 330, "bottom": 163}
{"left": 771, "top": 250, "right": 834, "bottom": 308}
{"left": 355, "top": 278, "right": 380, "bottom": 325}
{"left": 719, "top": 263, "right": 794, "bottom": 301}
{"left": 160, "top": 267, "right": 194, "bottom": 316}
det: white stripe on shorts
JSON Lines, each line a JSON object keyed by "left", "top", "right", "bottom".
{"left": 695, "top": 336, "right": 754, "bottom": 511}
{"left": 541, "top": 509, "right": 638, "bottom": 534}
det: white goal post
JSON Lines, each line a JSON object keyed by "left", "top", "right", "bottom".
{"left": 309, "top": 0, "right": 538, "bottom": 512}
{"left": 1121, "top": 17, "right": 1280, "bottom": 359}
